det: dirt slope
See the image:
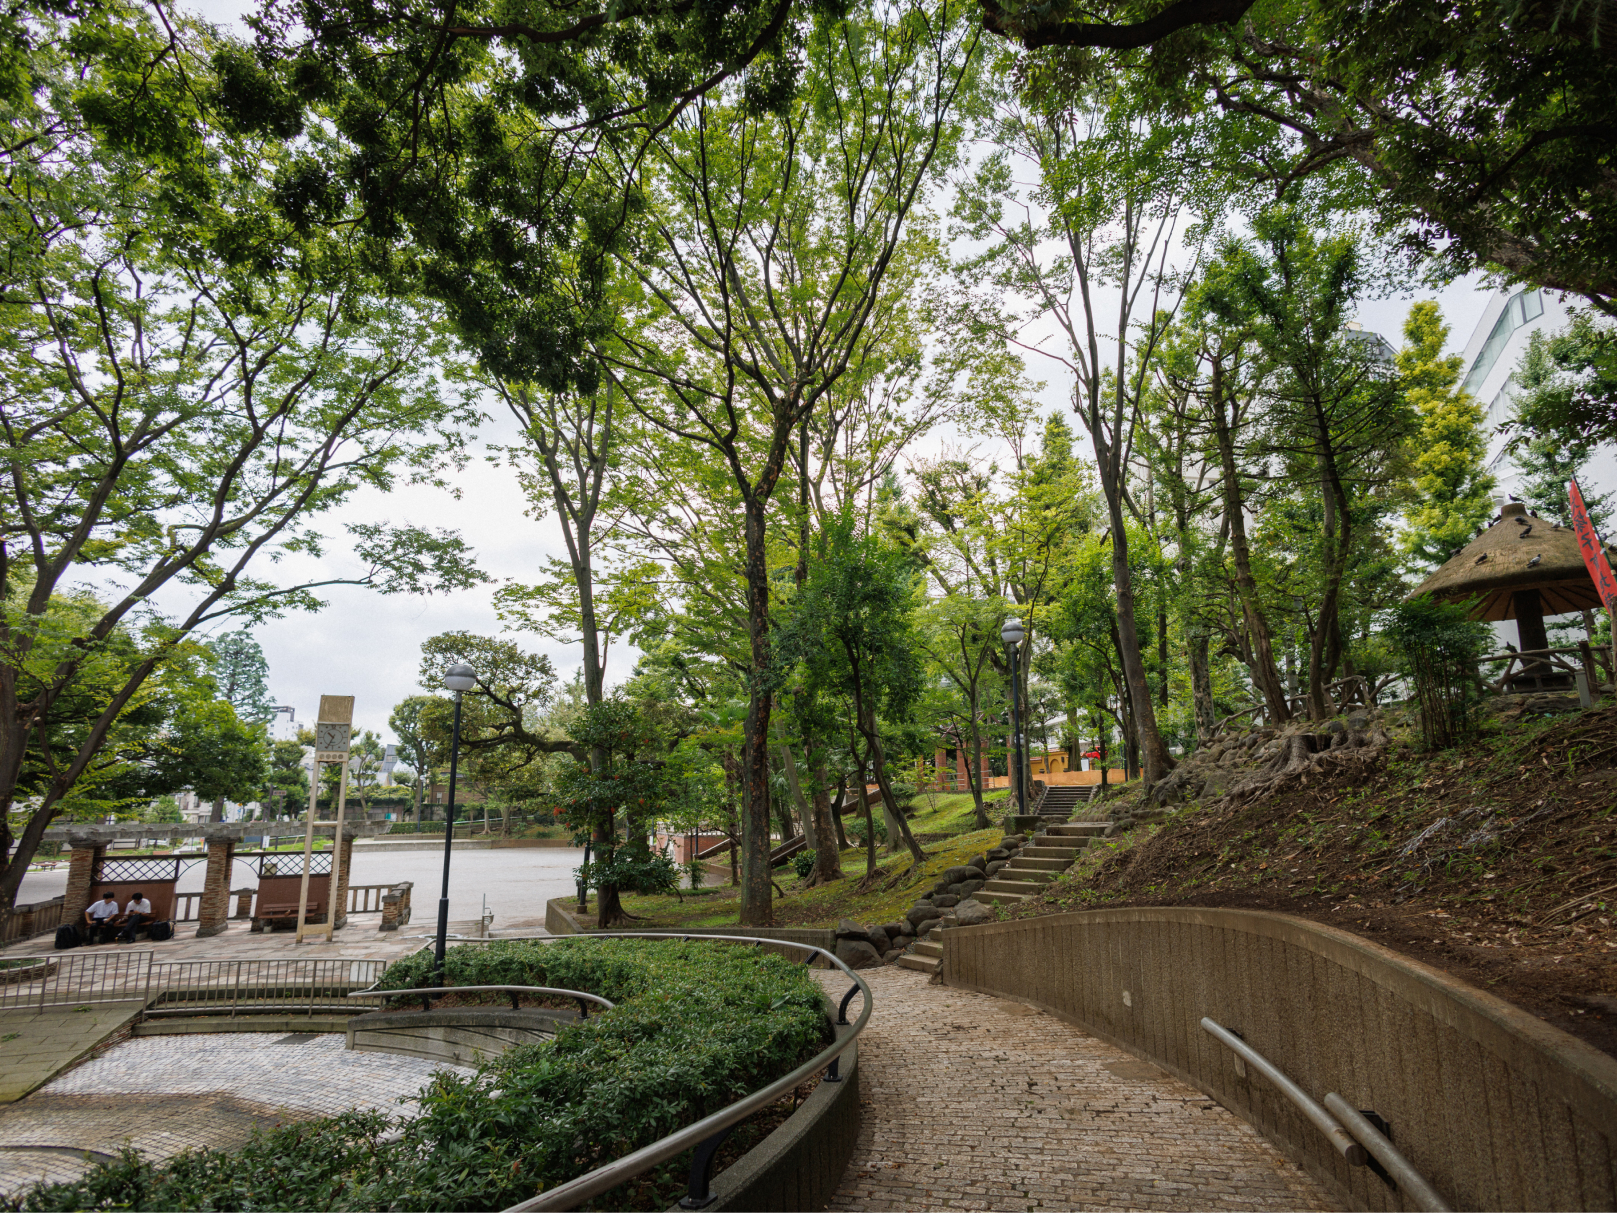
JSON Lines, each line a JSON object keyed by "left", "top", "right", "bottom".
{"left": 1017, "top": 702, "right": 1617, "bottom": 1057}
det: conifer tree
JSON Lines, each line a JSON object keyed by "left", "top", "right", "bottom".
{"left": 1398, "top": 302, "right": 1495, "bottom": 569}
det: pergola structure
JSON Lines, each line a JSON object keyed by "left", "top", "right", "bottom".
{"left": 44, "top": 820, "right": 391, "bottom": 939}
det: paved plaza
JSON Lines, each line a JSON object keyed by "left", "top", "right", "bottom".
{"left": 0, "top": 1032, "right": 466, "bottom": 1196}
{"left": 816, "top": 967, "right": 1337, "bottom": 1212}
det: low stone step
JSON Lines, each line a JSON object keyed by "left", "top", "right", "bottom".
{"left": 1012, "top": 856, "right": 1071, "bottom": 871}
{"left": 1024, "top": 844, "right": 1087, "bottom": 860}
{"left": 981, "top": 877, "right": 1043, "bottom": 896}
{"left": 998, "top": 866, "right": 1058, "bottom": 883}
{"left": 976, "top": 889, "right": 1031, "bottom": 905}
{"left": 1048, "top": 822, "right": 1108, "bottom": 836}
{"left": 897, "top": 953, "right": 940, "bottom": 973}
{"left": 912, "top": 940, "right": 943, "bottom": 958}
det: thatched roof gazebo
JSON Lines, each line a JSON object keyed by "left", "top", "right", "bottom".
{"left": 1411, "top": 501, "right": 1615, "bottom": 689}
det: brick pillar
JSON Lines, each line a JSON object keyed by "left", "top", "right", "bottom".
{"left": 195, "top": 838, "right": 235, "bottom": 937}
{"left": 331, "top": 833, "right": 354, "bottom": 930}
{"left": 232, "top": 888, "right": 253, "bottom": 919}
{"left": 398, "top": 881, "right": 412, "bottom": 926}
{"left": 63, "top": 843, "right": 105, "bottom": 929}
{"left": 379, "top": 888, "right": 400, "bottom": 931}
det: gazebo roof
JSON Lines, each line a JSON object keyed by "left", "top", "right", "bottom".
{"left": 1410, "top": 502, "right": 1614, "bottom": 621}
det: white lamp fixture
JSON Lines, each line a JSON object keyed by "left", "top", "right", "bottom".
{"left": 443, "top": 663, "right": 477, "bottom": 694}
{"left": 1000, "top": 618, "right": 1025, "bottom": 647}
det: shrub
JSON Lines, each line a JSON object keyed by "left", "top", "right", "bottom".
{"left": 792, "top": 850, "right": 815, "bottom": 879}
{"left": 1387, "top": 595, "right": 1490, "bottom": 749}
{"left": 21, "top": 940, "right": 828, "bottom": 1211}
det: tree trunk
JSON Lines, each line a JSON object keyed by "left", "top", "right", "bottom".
{"left": 1189, "top": 631, "right": 1217, "bottom": 744}
{"left": 1209, "top": 357, "right": 1289, "bottom": 723}
{"left": 854, "top": 751, "right": 877, "bottom": 878}
{"left": 829, "top": 771, "right": 850, "bottom": 851}
{"left": 969, "top": 690, "right": 991, "bottom": 830}
{"left": 809, "top": 770, "right": 843, "bottom": 884}
{"left": 1307, "top": 418, "right": 1353, "bottom": 721}
{"left": 860, "top": 718, "right": 926, "bottom": 865}
{"left": 739, "top": 498, "right": 774, "bottom": 926}
{"left": 210, "top": 796, "right": 225, "bottom": 824}
{"left": 1096, "top": 455, "right": 1175, "bottom": 786}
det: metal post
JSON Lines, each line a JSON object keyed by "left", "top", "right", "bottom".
{"left": 294, "top": 758, "right": 320, "bottom": 943}
{"left": 1008, "top": 640, "right": 1027, "bottom": 818}
{"left": 433, "top": 692, "right": 465, "bottom": 986}
{"left": 325, "top": 762, "right": 350, "bottom": 942}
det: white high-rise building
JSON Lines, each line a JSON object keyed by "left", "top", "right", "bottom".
{"left": 1458, "top": 287, "right": 1617, "bottom": 504}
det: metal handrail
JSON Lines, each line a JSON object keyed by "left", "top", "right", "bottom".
{"left": 352, "top": 984, "right": 614, "bottom": 1019}
{"left": 444, "top": 931, "right": 874, "bottom": 1212}
{"left": 1323, "top": 1093, "right": 1451, "bottom": 1212}
{"left": 1200, "top": 1018, "right": 1368, "bottom": 1166}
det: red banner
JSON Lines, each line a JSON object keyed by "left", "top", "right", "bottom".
{"left": 1569, "top": 479, "right": 1617, "bottom": 613}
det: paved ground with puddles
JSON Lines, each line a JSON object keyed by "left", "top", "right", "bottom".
{"left": 0, "top": 1032, "right": 465, "bottom": 1196}
{"left": 816, "top": 966, "right": 1337, "bottom": 1212}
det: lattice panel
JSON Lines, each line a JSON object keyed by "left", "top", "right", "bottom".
{"left": 95, "top": 857, "right": 181, "bottom": 884}
{"left": 256, "top": 851, "right": 332, "bottom": 877}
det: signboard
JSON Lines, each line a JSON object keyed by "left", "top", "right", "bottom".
{"left": 1570, "top": 479, "right": 1617, "bottom": 612}
{"left": 318, "top": 695, "right": 355, "bottom": 725}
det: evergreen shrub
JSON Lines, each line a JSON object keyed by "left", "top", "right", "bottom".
{"left": 18, "top": 940, "right": 828, "bottom": 1212}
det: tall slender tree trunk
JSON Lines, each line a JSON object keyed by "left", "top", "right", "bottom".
{"left": 1209, "top": 359, "right": 1291, "bottom": 723}
{"left": 1189, "top": 632, "right": 1217, "bottom": 744}
{"left": 829, "top": 771, "right": 850, "bottom": 851}
{"left": 853, "top": 751, "right": 877, "bottom": 879}
{"left": 740, "top": 496, "right": 775, "bottom": 925}
{"left": 808, "top": 771, "right": 842, "bottom": 884}
{"left": 1307, "top": 414, "right": 1353, "bottom": 721}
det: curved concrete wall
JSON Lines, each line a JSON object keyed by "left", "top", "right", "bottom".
{"left": 943, "top": 908, "right": 1617, "bottom": 1212}
{"left": 347, "top": 1007, "right": 571, "bottom": 1067}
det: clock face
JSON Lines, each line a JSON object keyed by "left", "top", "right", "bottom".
{"left": 315, "top": 723, "right": 351, "bottom": 755}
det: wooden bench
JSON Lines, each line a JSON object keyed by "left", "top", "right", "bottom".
{"left": 250, "top": 873, "right": 331, "bottom": 932}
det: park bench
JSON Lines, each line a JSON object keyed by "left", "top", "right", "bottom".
{"left": 250, "top": 872, "right": 331, "bottom": 931}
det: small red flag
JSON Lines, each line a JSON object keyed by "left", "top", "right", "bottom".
{"left": 1569, "top": 479, "right": 1617, "bottom": 613}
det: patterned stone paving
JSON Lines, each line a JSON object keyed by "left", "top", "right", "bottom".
{"left": 0, "top": 1032, "right": 467, "bottom": 1195}
{"left": 816, "top": 966, "right": 1339, "bottom": 1212}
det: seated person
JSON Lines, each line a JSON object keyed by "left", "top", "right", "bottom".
{"left": 116, "top": 890, "right": 154, "bottom": 943}
{"left": 83, "top": 891, "right": 121, "bottom": 944}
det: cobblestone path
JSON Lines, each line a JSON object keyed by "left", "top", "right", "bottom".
{"left": 817, "top": 967, "right": 1337, "bottom": 1212}
{"left": 0, "top": 1032, "right": 465, "bottom": 1195}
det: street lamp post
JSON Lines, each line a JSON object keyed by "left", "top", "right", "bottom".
{"left": 1001, "top": 618, "right": 1027, "bottom": 818}
{"left": 434, "top": 662, "right": 477, "bottom": 985}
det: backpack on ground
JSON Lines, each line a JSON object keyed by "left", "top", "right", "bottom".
{"left": 147, "top": 920, "right": 173, "bottom": 942}
{"left": 53, "top": 923, "right": 81, "bottom": 950}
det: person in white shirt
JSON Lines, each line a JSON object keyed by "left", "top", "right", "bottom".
{"left": 117, "top": 891, "right": 154, "bottom": 943}
{"left": 83, "top": 891, "right": 121, "bottom": 944}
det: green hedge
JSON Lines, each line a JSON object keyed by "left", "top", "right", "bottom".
{"left": 18, "top": 940, "right": 829, "bottom": 1211}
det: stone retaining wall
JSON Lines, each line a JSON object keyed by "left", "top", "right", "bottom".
{"left": 944, "top": 907, "right": 1617, "bottom": 1212}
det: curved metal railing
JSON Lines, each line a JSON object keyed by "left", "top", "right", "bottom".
{"left": 353, "top": 984, "right": 615, "bottom": 1019}
{"left": 353, "top": 930, "right": 872, "bottom": 1211}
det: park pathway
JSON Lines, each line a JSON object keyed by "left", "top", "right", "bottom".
{"left": 815, "top": 966, "right": 1337, "bottom": 1212}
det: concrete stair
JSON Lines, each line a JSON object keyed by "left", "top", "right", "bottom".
{"left": 897, "top": 937, "right": 943, "bottom": 974}
{"left": 1034, "top": 784, "right": 1095, "bottom": 821}
{"left": 976, "top": 820, "right": 1109, "bottom": 906}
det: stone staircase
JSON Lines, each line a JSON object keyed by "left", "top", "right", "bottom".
{"left": 1035, "top": 784, "right": 1095, "bottom": 822}
{"left": 898, "top": 815, "right": 1110, "bottom": 976}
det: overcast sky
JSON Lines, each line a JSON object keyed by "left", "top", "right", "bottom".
{"left": 163, "top": 0, "right": 1502, "bottom": 745}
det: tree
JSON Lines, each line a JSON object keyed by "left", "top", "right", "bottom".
{"left": 1016, "top": 1, "right": 1617, "bottom": 313}
{"left": 267, "top": 738, "right": 310, "bottom": 817}
{"left": 152, "top": 700, "right": 271, "bottom": 817}
{"left": 917, "top": 594, "right": 1007, "bottom": 828}
{"left": 958, "top": 94, "right": 1181, "bottom": 784}
{"left": 1202, "top": 209, "right": 1414, "bottom": 719}
{"left": 603, "top": 0, "right": 978, "bottom": 921}
{"left": 1398, "top": 302, "right": 1495, "bottom": 569}
{"left": 204, "top": 630, "right": 274, "bottom": 725}
{"left": 416, "top": 633, "right": 580, "bottom": 769}
{"left": 780, "top": 515, "right": 929, "bottom": 869}
{"left": 0, "top": 5, "right": 486, "bottom": 916}
{"left": 388, "top": 696, "right": 443, "bottom": 823}
{"left": 1511, "top": 325, "right": 1616, "bottom": 532}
